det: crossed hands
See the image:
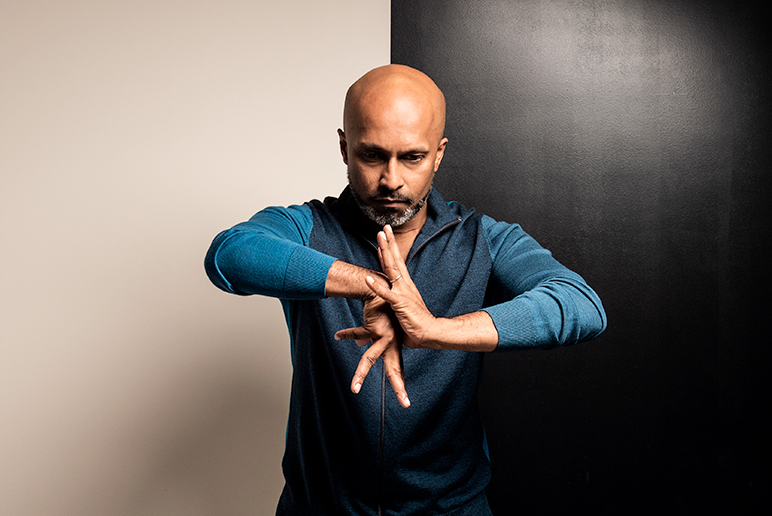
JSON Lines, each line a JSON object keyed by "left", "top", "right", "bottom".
{"left": 334, "top": 225, "right": 437, "bottom": 408}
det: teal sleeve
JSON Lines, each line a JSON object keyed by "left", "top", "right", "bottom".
{"left": 204, "top": 204, "right": 337, "bottom": 299}
{"left": 480, "top": 215, "right": 607, "bottom": 350}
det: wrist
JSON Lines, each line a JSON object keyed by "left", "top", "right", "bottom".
{"left": 419, "top": 316, "right": 444, "bottom": 349}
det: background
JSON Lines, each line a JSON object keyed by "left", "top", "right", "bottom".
{"left": 1, "top": 1, "right": 388, "bottom": 515}
{"left": 4, "top": 1, "right": 771, "bottom": 515}
{"left": 393, "top": 0, "right": 771, "bottom": 514}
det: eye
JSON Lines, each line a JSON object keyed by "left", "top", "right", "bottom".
{"left": 361, "top": 151, "right": 381, "bottom": 162}
{"left": 404, "top": 154, "right": 425, "bottom": 163}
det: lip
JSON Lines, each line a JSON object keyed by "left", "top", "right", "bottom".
{"left": 372, "top": 198, "right": 409, "bottom": 207}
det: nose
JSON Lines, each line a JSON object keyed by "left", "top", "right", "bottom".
{"left": 379, "top": 157, "right": 404, "bottom": 191}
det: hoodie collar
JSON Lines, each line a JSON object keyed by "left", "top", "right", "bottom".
{"left": 332, "top": 186, "right": 463, "bottom": 255}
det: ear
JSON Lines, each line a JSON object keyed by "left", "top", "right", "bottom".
{"left": 433, "top": 137, "right": 448, "bottom": 172}
{"left": 337, "top": 129, "right": 348, "bottom": 165}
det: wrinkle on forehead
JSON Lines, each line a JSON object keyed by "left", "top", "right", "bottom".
{"left": 343, "top": 65, "right": 446, "bottom": 143}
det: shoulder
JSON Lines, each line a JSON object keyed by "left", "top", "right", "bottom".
{"left": 468, "top": 211, "right": 543, "bottom": 262}
{"left": 251, "top": 202, "right": 314, "bottom": 223}
{"left": 432, "top": 193, "right": 517, "bottom": 241}
{"left": 479, "top": 214, "right": 526, "bottom": 244}
{"left": 248, "top": 202, "right": 314, "bottom": 231}
{"left": 228, "top": 201, "right": 324, "bottom": 247}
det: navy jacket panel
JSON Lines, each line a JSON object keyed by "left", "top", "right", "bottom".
{"left": 279, "top": 188, "right": 493, "bottom": 515}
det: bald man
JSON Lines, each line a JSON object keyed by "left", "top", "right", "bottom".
{"left": 205, "top": 65, "right": 606, "bottom": 516}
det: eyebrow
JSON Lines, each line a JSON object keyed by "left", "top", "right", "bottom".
{"left": 357, "top": 143, "right": 430, "bottom": 155}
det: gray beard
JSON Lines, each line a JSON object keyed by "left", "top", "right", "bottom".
{"left": 358, "top": 197, "right": 426, "bottom": 227}
{"left": 348, "top": 176, "right": 430, "bottom": 227}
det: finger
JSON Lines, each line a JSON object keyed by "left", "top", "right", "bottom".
{"left": 384, "top": 225, "right": 408, "bottom": 270}
{"left": 384, "top": 224, "right": 404, "bottom": 264}
{"left": 366, "top": 275, "right": 399, "bottom": 304}
{"left": 350, "top": 341, "right": 386, "bottom": 394}
{"left": 335, "top": 327, "right": 374, "bottom": 347}
{"left": 334, "top": 326, "right": 369, "bottom": 341}
{"left": 382, "top": 345, "right": 410, "bottom": 408}
{"left": 383, "top": 225, "right": 417, "bottom": 287}
{"left": 377, "top": 227, "right": 404, "bottom": 281}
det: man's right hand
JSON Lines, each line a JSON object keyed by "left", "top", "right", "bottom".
{"left": 326, "top": 260, "right": 410, "bottom": 408}
{"left": 336, "top": 295, "right": 410, "bottom": 408}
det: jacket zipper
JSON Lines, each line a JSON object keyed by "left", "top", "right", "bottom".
{"left": 348, "top": 216, "right": 463, "bottom": 515}
{"left": 377, "top": 368, "right": 386, "bottom": 516}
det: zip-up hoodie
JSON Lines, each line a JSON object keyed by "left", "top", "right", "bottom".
{"left": 205, "top": 187, "right": 606, "bottom": 515}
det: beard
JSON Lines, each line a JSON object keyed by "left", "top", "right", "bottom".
{"left": 348, "top": 175, "right": 430, "bottom": 228}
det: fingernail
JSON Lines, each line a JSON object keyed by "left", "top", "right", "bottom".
{"left": 334, "top": 334, "right": 341, "bottom": 340}
{"left": 354, "top": 383, "right": 361, "bottom": 393}
{"left": 404, "top": 396, "right": 411, "bottom": 407}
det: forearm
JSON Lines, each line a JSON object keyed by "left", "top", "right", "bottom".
{"left": 483, "top": 277, "right": 607, "bottom": 350}
{"left": 205, "top": 229, "right": 334, "bottom": 298}
{"left": 205, "top": 205, "right": 336, "bottom": 298}
{"left": 482, "top": 215, "right": 606, "bottom": 350}
{"left": 325, "top": 260, "right": 390, "bottom": 300}
{"left": 422, "top": 311, "right": 499, "bottom": 352}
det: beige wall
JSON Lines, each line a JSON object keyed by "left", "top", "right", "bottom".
{"left": 0, "top": 1, "right": 389, "bottom": 515}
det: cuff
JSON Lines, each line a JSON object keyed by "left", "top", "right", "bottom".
{"left": 482, "top": 298, "right": 539, "bottom": 351}
{"left": 282, "top": 245, "right": 337, "bottom": 299}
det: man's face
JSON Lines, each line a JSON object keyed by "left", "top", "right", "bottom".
{"left": 339, "top": 93, "right": 447, "bottom": 229}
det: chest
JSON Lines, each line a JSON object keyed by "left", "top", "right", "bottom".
{"left": 309, "top": 209, "right": 493, "bottom": 318}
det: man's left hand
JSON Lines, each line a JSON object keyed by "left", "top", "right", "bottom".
{"left": 337, "top": 225, "right": 439, "bottom": 350}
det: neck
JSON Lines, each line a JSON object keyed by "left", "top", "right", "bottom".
{"left": 391, "top": 204, "right": 427, "bottom": 235}
{"left": 388, "top": 205, "right": 427, "bottom": 261}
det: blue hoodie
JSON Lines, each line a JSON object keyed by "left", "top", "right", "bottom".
{"left": 205, "top": 187, "right": 606, "bottom": 515}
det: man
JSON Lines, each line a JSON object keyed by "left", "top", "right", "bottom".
{"left": 205, "top": 64, "right": 606, "bottom": 515}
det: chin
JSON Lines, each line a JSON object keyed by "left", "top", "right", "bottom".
{"left": 348, "top": 179, "right": 430, "bottom": 228}
{"left": 361, "top": 197, "right": 427, "bottom": 227}
{"left": 362, "top": 205, "right": 417, "bottom": 227}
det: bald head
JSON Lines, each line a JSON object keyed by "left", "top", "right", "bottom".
{"left": 338, "top": 65, "right": 449, "bottom": 230}
{"left": 343, "top": 65, "right": 446, "bottom": 144}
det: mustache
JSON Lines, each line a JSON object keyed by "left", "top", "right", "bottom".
{"left": 369, "top": 189, "right": 413, "bottom": 203}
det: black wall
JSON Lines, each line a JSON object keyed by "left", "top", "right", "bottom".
{"left": 393, "top": 1, "right": 771, "bottom": 514}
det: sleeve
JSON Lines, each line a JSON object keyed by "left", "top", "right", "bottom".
{"left": 479, "top": 215, "right": 607, "bottom": 351}
{"left": 204, "top": 204, "right": 337, "bottom": 299}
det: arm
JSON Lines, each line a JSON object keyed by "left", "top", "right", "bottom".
{"left": 336, "top": 220, "right": 607, "bottom": 353}
{"left": 336, "top": 225, "right": 499, "bottom": 352}
{"left": 334, "top": 220, "right": 605, "bottom": 405}
{"left": 204, "top": 206, "right": 410, "bottom": 407}
{"left": 204, "top": 204, "right": 335, "bottom": 298}
{"left": 480, "top": 215, "right": 607, "bottom": 350}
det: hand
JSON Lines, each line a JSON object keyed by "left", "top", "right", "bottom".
{"left": 368, "top": 226, "right": 499, "bottom": 352}
{"left": 366, "top": 225, "right": 439, "bottom": 349}
{"left": 334, "top": 293, "right": 411, "bottom": 408}
{"left": 338, "top": 225, "right": 437, "bottom": 348}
